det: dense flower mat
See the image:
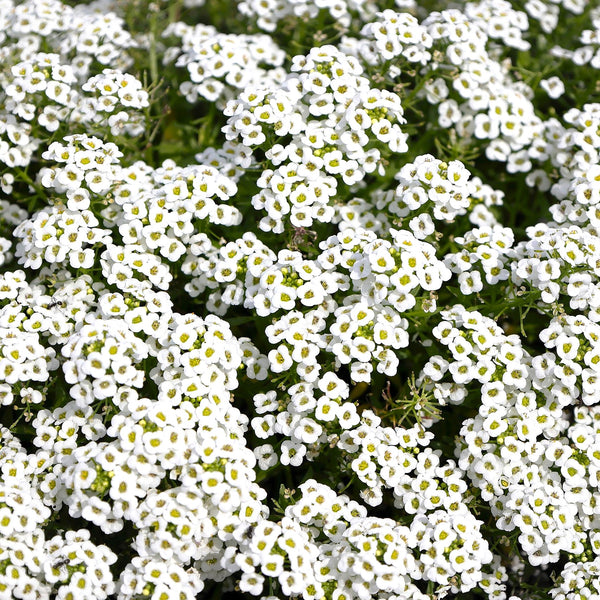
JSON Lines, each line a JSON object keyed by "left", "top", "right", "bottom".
{"left": 0, "top": 0, "right": 600, "bottom": 598}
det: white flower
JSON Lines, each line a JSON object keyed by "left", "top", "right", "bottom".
{"left": 268, "top": 344, "right": 293, "bottom": 373}
{"left": 318, "top": 372, "right": 349, "bottom": 399}
{"left": 337, "top": 402, "right": 360, "bottom": 429}
{"left": 255, "top": 444, "right": 278, "bottom": 470}
{"left": 458, "top": 271, "right": 483, "bottom": 295}
{"left": 540, "top": 76, "right": 565, "bottom": 99}
{"left": 314, "top": 396, "right": 338, "bottom": 422}
{"left": 280, "top": 441, "right": 306, "bottom": 467}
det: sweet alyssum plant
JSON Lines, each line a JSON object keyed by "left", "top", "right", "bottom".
{"left": 0, "top": 0, "right": 599, "bottom": 599}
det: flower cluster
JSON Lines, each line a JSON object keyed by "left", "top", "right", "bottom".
{"left": 223, "top": 44, "right": 408, "bottom": 232}
{"left": 552, "top": 11, "right": 600, "bottom": 69}
{"left": 38, "top": 134, "right": 124, "bottom": 208}
{"left": 0, "top": 0, "right": 137, "bottom": 75}
{"left": 0, "top": 428, "right": 117, "bottom": 600}
{"left": 444, "top": 224, "right": 513, "bottom": 294}
{"left": 2, "top": 0, "right": 600, "bottom": 599}
{"left": 550, "top": 557, "right": 600, "bottom": 600}
{"left": 226, "top": 477, "right": 493, "bottom": 599}
{"left": 164, "top": 22, "right": 286, "bottom": 105}
{"left": 511, "top": 223, "right": 600, "bottom": 312}
{"left": 374, "top": 154, "right": 478, "bottom": 234}
{"left": 237, "top": 0, "right": 380, "bottom": 33}
{"left": 529, "top": 103, "right": 600, "bottom": 211}
{"left": 80, "top": 69, "right": 149, "bottom": 136}
{"left": 357, "top": 9, "right": 433, "bottom": 68}
{"left": 539, "top": 314, "right": 600, "bottom": 406}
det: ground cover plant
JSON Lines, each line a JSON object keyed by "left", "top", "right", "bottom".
{"left": 1, "top": 0, "right": 600, "bottom": 598}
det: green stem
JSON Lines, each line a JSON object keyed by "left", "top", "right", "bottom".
{"left": 167, "top": 0, "right": 184, "bottom": 24}
{"left": 148, "top": 9, "right": 159, "bottom": 88}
